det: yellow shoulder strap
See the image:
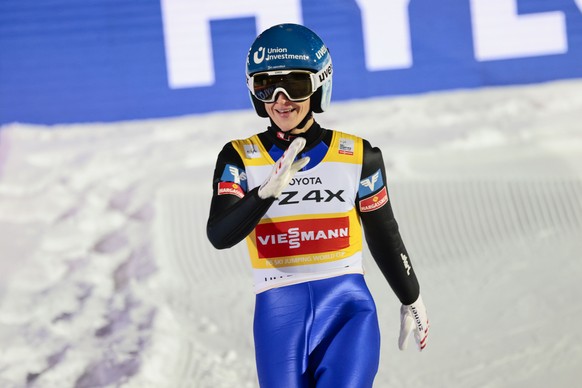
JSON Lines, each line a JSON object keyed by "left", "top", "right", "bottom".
{"left": 323, "top": 131, "right": 363, "bottom": 165}
{"left": 231, "top": 134, "right": 274, "bottom": 166}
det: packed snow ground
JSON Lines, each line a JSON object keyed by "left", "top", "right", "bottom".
{"left": 0, "top": 79, "right": 581, "bottom": 387}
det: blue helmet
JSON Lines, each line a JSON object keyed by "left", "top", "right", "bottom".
{"left": 246, "top": 23, "right": 333, "bottom": 117}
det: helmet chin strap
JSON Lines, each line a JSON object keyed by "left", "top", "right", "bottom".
{"left": 295, "top": 111, "right": 313, "bottom": 131}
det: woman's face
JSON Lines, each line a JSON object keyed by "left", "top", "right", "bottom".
{"left": 265, "top": 92, "right": 312, "bottom": 134}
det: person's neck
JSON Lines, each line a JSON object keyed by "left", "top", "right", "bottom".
{"left": 267, "top": 120, "right": 324, "bottom": 149}
{"left": 290, "top": 116, "right": 314, "bottom": 135}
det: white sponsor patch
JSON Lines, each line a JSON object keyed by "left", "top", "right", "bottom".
{"left": 339, "top": 138, "right": 354, "bottom": 155}
{"left": 244, "top": 144, "right": 261, "bottom": 159}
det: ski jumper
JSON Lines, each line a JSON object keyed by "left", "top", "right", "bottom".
{"left": 207, "top": 123, "right": 420, "bottom": 387}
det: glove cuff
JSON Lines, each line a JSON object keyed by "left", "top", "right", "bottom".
{"left": 405, "top": 294, "right": 423, "bottom": 308}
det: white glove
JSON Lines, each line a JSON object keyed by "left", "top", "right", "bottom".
{"left": 398, "top": 295, "right": 429, "bottom": 351}
{"left": 258, "top": 137, "right": 310, "bottom": 199}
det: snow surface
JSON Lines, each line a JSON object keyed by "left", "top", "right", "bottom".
{"left": 1, "top": 79, "right": 581, "bottom": 387}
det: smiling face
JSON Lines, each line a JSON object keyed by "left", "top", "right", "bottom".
{"left": 265, "top": 93, "right": 313, "bottom": 134}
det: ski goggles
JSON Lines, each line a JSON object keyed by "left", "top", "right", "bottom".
{"left": 247, "top": 64, "right": 332, "bottom": 103}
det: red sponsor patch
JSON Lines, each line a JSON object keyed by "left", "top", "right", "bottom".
{"left": 255, "top": 217, "right": 349, "bottom": 258}
{"left": 276, "top": 131, "right": 296, "bottom": 141}
{"left": 359, "top": 187, "right": 388, "bottom": 212}
{"left": 217, "top": 181, "right": 245, "bottom": 198}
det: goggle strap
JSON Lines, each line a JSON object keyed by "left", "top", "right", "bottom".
{"left": 311, "top": 60, "right": 333, "bottom": 90}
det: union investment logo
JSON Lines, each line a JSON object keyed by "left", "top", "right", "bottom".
{"left": 254, "top": 47, "right": 265, "bottom": 64}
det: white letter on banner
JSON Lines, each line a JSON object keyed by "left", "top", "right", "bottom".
{"left": 576, "top": 0, "right": 582, "bottom": 12}
{"left": 470, "top": 0, "right": 567, "bottom": 61}
{"left": 355, "top": 0, "right": 412, "bottom": 70}
{"left": 160, "top": 0, "right": 302, "bottom": 89}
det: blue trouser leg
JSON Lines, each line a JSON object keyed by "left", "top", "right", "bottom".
{"left": 254, "top": 283, "right": 312, "bottom": 388}
{"left": 253, "top": 275, "right": 380, "bottom": 388}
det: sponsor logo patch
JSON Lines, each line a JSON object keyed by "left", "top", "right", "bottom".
{"left": 220, "top": 164, "right": 247, "bottom": 192}
{"left": 358, "top": 169, "right": 383, "bottom": 197}
{"left": 243, "top": 144, "right": 261, "bottom": 159}
{"left": 255, "top": 217, "right": 349, "bottom": 258}
{"left": 218, "top": 181, "right": 245, "bottom": 198}
{"left": 338, "top": 138, "right": 354, "bottom": 155}
{"left": 276, "top": 131, "right": 296, "bottom": 141}
{"left": 359, "top": 187, "right": 389, "bottom": 212}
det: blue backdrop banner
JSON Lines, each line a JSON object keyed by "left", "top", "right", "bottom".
{"left": 1, "top": 0, "right": 582, "bottom": 125}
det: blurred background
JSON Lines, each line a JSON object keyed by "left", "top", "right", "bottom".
{"left": 1, "top": 1, "right": 581, "bottom": 387}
